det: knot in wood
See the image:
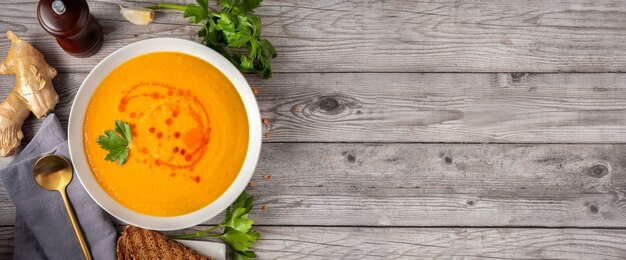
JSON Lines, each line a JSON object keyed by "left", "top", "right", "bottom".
{"left": 587, "top": 164, "right": 609, "bottom": 178}
{"left": 509, "top": 72, "right": 529, "bottom": 83}
{"left": 346, "top": 153, "right": 356, "bottom": 163}
{"left": 319, "top": 97, "right": 340, "bottom": 113}
{"left": 300, "top": 95, "right": 359, "bottom": 119}
{"left": 497, "top": 73, "right": 530, "bottom": 88}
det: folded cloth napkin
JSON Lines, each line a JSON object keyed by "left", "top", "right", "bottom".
{"left": 0, "top": 114, "right": 116, "bottom": 259}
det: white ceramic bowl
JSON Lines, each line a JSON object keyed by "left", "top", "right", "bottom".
{"left": 68, "top": 38, "right": 262, "bottom": 231}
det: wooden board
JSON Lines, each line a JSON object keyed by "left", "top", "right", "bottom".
{"left": 1, "top": 0, "right": 626, "bottom": 73}
{"left": 226, "top": 143, "right": 626, "bottom": 227}
{"left": 0, "top": 143, "right": 625, "bottom": 227}
{"left": 1, "top": 0, "right": 626, "bottom": 258}
{"left": 245, "top": 226, "right": 626, "bottom": 259}
{"left": 0, "top": 227, "right": 12, "bottom": 260}
{"left": 253, "top": 73, "right": 626, "bottom": 143}
{"left": 4, "top": 73, "right": 626, "bottom": 143}
{"left": 1, "top": 226, "right": 626, "bottom": 259}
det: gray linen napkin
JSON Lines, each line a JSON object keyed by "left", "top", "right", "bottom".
{"left": 0, "top": 114, "right": 116, "bottom": 259}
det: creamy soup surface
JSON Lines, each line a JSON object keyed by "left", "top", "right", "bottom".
{"left": 83, "top": 52, "right": 249, "bottom": 216}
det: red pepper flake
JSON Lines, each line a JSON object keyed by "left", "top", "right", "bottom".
{"left": 191, "top": 176, "right": 201, "bottom": 183}
{"left": 262, "top": 118, "right": 270, "bottom": 126}
{"left": 130, "top": 112, "right": 136, "bottom": 118}
{"left": 252, "top": 87, "right": 259, "bottom": 95}
{"left": 260, "top": 205, "right": 268, "bottom": 211}
{"left": 167, "top": 90, "right": 173, "bottom": 96}
{"left": 151, "top": 92, "right": 160, "bottom": 99}
{"left": 155, "top": 159, "right": 162, "bottom": 166}
{"left": 148, "top": 127, "right": 156, "bottom": 133}
{"left": 157, "top": 132, "right": 163, "bottom": 139}
{"left": 120, "top": 97, "right": 129, "bottom": 105}
{"left": 165, "top": 118, "right": 173, "bottom": 125}
{"left": 170, "top": 172, "right": 176, "bottom": 177}
{"left": 172, "top": 110, "right": 179, "bottom": 118}
{"left": 263, "top": 175, "right": 273, "bottom": 180}
{"left": 130, "top": 123, "right": 136, "bottom": 129}
{"left": 173, "top": 147, "right": 179, "bottom": 153}
{"left": 118, "top": 105, "right": 126, "bottom": 112}
{"left": 173, "top": 132, "right": 181, "bottom": 138}
{"left": 185, "top": 154, "right": 193, "bottom": 162}
{"left": 264, "top": 132, "right": 272, "bottom": 139}
{"left": 180, "top": 149, "right": 186, "bottom": 155}
{"left": 294, "top": 105, "right": 302, "bottom": 112}
{"left": 249, "top": 181, "right": 255, "bottom": 188}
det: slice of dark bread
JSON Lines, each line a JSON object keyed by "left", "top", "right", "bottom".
{"left": 117, "top": 225, "right": 213, "bottom": 260}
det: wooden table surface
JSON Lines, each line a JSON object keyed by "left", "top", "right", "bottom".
{"left": 2, "top": 0, "right": 626, "bottom": 259}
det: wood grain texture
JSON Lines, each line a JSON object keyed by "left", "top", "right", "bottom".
{"left": 255, "top": 72, "right": 626, "bottom": 143}
{"left": 248, "top": 227, "right": 626, "bottom": 259}
{"left": 1, "top": 0, "right": 626, "bottom": 73}
{"left": 240, "top": 143, "right": 626, "bottom": 227}
{"left": 1, "top": 143, "right": 626, "bottom": 227}
{"left": 0, "top": 227, "right": 12, "bottom": 260}
{"left": 1, "top": 0, "right": 625, "bottom": 257}
{"left": 5, "top": 73, "right": 626, "bottom": 143}
{"left": 1, "top": 226, "right": 626, "bottom": 259}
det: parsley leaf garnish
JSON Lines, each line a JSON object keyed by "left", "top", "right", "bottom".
{"left": 149, "top": 0, "right": 277, "bottom": 79}
{"left": 96, "top": 120, "right": 132, "bottom": 165}
{"left": 170, "top": 191, "right": 259, "bottom": 259}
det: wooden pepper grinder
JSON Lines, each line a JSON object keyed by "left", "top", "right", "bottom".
{"left": 37, "top": 0, "right": 103, "bottom": 57}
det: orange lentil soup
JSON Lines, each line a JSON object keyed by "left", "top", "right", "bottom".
{"left": 83, "top": 52, "right": 249, "bottom": 216}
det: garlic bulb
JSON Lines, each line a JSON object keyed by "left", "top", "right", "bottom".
{"left": 120, "top": 5, "right": 155, "bottom": 25}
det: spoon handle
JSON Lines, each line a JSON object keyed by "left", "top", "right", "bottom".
{"left": 60, "top": 190, "right": 93, "bottom": 260}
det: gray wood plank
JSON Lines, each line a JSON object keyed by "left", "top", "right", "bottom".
{"left": 1, "top": 226, "right": 626, "bottom": 259}
{"left": 241, "top": 143, "right": 626, "bottom": 227}
{"left": 1, "top": 0, "right": 625, "bottom": 73}
{"left": 241, "top": 227, "right": 626, "bottom": 259}
{"left": 0, "top": 227, "right": 12, "bottom": 260}
{"left": 6, "top": 73, "right": 626, "bottom": 143}
{"left": 254, "top": 73, "right": 626, "bottom": 143}
{"left": 0, "top": 143, "right": 626, "bottom": 227}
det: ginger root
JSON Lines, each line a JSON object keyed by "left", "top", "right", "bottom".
{"left": 0, "top": 31, "right": 58, "bottom": 156}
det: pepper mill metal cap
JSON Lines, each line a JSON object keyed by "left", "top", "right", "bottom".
{"left": 52, "top": 0, "right": 66, "bottom": 14}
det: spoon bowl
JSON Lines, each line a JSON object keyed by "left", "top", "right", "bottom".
{"left": 34, "top": 155, "right": 73, "bottom": 191}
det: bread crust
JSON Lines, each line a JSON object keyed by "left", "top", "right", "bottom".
{"left": 117, "top": 225, "right": 213, "bottom": 260}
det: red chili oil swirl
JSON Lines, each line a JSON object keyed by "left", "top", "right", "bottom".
{"left": 118, "top": 82, "right": 211, "bottom": 180}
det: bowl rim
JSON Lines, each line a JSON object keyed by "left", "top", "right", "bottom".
{"left": 68, "top": 38, "right": 262, "bottom": 231}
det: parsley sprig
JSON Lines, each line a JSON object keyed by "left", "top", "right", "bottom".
{"left": 171, "top": 191, "right": 259, "bottom": 259}
{"left": 150, "top": 0, "right": 277, "bottom": 78}
{"left": 96, "top": 120, "right": 132, "bottom": 165}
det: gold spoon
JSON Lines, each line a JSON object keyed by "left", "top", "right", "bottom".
{"left": 33, "top": 155, "right": 92, "bottom": 260}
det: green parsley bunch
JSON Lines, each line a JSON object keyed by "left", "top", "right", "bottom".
{"left": 150, "top": 0, "right": 277, "bottom": 78}
{"left": 171, "top": 191, "right": 260, "bottom": 259}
